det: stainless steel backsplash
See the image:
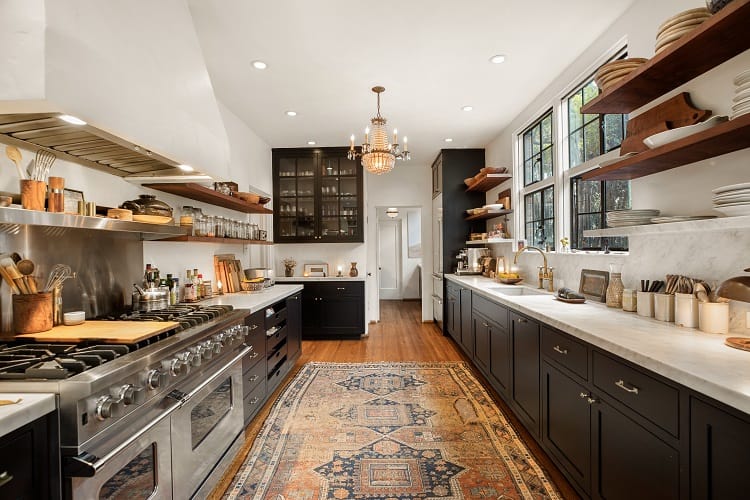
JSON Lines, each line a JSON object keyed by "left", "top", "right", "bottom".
{"left": 0, "top": 225, "right": 142, "bottom": 333}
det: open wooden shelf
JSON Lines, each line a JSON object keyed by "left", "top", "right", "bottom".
{"left": 583, "top": 215, "right": 750, "bottom": 237}
{"left": 581, "top": 0, "right": 750, "bottom": 114}
{"left": 466, "top": 238, "right": 514, "bottom": 245}
{"left": 465, "top": 173, "right": 512, "bottom": 192}
{"left": 143, "top": 183, "right": 273, "bottom": 214}
{"left": 465, "top": 209, "right": 513, "bottom": 221}
{"left": 582, "top": 112, "right": 750, "bottom": 180}
{"left": 159, "top": 235, "right": 273, "bottom": 245}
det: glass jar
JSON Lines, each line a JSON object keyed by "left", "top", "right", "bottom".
{"left": 606, "top": 262, "right": 624, "bottom": 308}
{"left": 179, "top": 206, "right": 195, "bottom": 228}
{"left": 214, "top": 216, "right": 224, "bottom": 238}
{"left": 622, "top": 289, "right": 637, "bottom": 312}
{"left": 205, "top": 216, "right": 216, "bottom": 237}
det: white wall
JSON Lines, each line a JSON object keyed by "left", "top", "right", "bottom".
{"left": 482, "top": 0, "right": 750, "bottom": 330}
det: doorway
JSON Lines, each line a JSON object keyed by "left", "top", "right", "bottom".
{"left": 375, "top": 206, "right": 423, "bottom": 316}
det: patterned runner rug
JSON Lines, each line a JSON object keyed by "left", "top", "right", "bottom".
{"left": 225, "top": 362, "right": 562, "bottom": 499}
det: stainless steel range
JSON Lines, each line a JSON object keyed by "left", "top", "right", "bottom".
{"left": 0, "top": 304, "right": 254, "bottom": 499}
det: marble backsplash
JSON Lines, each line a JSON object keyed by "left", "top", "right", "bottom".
{"left": 491, "top": 227, "right": 750, "bottom": 332}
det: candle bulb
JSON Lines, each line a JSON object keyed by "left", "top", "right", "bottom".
{"left": 365, "top": 127, "right": 369, "bottom": 144}
{"left": 216, "top": 280, "right": 223, "bottom": 295}
{"left": 350, "top": 134, "right": 355, "bottom": 150}
{"left": 393, "top": 128, "right": 398, "bottom": 145}
{"left": 403, "top": 136, "right": 408, "bottom": 151}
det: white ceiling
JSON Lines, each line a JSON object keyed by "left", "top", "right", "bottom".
{"left": 188, "top": 0, "right": 635, "bottom": 165}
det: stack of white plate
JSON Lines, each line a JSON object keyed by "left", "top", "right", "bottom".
{"left": 594, "top": 58, "right": 648, "bottom": 91}
{"left": 655, "top": 8, "right": 711, "bottom": 55}
{"left": 606, "top": 209, "right": 661, "bottom": 227}
{"left": 712, "top": 182, "right": 750, "bottom": 216}
{"left": 651, "top": 215, "right": 716, "bottom": 224}
{"left": 731, "top": 69, "right": 750, "bottom": 120}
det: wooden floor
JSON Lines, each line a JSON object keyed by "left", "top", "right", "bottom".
{"left": 211, "top": 300, "right": 579, "bottom": 499}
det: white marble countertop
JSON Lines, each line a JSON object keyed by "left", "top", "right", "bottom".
{"left": 202, "top": 284, "right": 303, "bottom": 312}
{"left": 446, "top": 274, "right": 750, "bottom": 415}
{"left": 0, "top": 393, "right": 56, "bottom": 437}
{"left": 276, "top": 276, "right": 366, "bottom": 282}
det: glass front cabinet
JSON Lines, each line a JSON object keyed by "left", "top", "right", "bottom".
{"left": 273, "top": 147, "right": 364, "bottom": 243}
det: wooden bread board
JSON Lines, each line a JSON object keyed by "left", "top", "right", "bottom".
{"left": 15, "top": 320, "right": 180, "bottom": 343}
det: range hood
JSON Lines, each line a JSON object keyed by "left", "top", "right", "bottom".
{"left": 0, "top": 0, "right": 231, "bottom": 181}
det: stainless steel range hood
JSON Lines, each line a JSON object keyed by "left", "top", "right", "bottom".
{"left": 0, "top": 113, "right": 207, "bottom": 179}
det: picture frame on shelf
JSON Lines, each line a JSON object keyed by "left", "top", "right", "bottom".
{"left": 63, "top": 188, "right": 84, "bottom": 214}
{"left": 303, "top": 263, "right": 329, "bottom": 277}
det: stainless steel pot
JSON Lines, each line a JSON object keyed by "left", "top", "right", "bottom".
{"left": 132, "top": 287, "right": 169, "bottom": 311}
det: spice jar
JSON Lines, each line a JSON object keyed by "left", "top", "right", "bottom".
{"left": 622, "top": 288, "right": 637, "bottom": 312}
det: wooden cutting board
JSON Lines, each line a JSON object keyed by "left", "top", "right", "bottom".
{"left": 15, "top": 320, "right": 180, "bottom": 343}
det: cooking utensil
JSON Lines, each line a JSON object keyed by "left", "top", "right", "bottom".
{"left": 0, "top": 398, "right": 22, "bottom": 406}
{"left": 44, "top": 264, "right": 73, "bottom": 292}
{"left": 17, "top": 259, "right": 37, "bottom": 293}
{"left": 694, "top": 282, "right": 710, "bottom": 303}
{"left": 5, "top": 146, "right": 26, "bottom": 180}
{"left": 31, "top": 149, "right": 56, "bottom": 181}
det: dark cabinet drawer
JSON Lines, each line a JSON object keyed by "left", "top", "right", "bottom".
{"left": 267, "top": 324, "right": 288, "bottom": 354}
{"left": 593, "top": 351, "right": 679, "bottom": 437}
{"left": 541, "top": 327, "right": 588, "bottom": 380}
{"left": 244, "top": 326, "right": 266, "bottom": 360}
{"left": 243, "top": 356, "right": 266, "bottom": 396}
{"left": 472, "top": 294, "right": 508, "bottom": 330}
{"left": 267, "top": 343, "right": 288, "bottom": 375}
{"left": 265, "top": 307, "right": 287, "bottom": 330}
{"left": 243, "top": 381, "right": 266, "bottom": 422}
{"left": 241, "top": 345, "right": 263, "bottom": 375}
{"left": 319, "top": 282, "right": 364, "bottom": 297}
{"left": 245, "top": 309, "right": 264, "bottom": 332}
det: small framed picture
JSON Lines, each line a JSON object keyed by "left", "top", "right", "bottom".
{"left": 303, "top": 263, "right": 329, "bottom": 277}
{"left": 63, "top": 188, "right": 84, "bottom": 214}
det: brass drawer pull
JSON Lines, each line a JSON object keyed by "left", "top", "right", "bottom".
{"left": 248, "top": 375, "right": 259, "bottom": 382}
{"left": 249, "top": 397, "right": 259, "bottom": 405}
{"left": 553, "top": 345, "right": 568, "bottom": 355}
{"left": 587, "top": 397, "right": 598, "bottom": 405}
{"left": 615, "top": 379, "right": 639, "bottom": 394}
{"left": 482, "top": 322, "right": 489, "bottom": 328}
{"left": 516, "top": 318, "right": 527, "bottom": 323}
{"left": 579, "top": 392, "right": 589, "bottom": 399}
{"left": 249, "top": 352, "right": 259, "bottom": 359}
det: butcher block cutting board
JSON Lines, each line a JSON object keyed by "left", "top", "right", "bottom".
{"left": 15, "top": 321, "right": 181, "bottom": 343}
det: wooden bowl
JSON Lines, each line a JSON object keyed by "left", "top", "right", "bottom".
{"left": 234, "top": 192, "right": 261, "bottom": 204}
{"left": 497, "top": 277, "right": 524, "bottom": 285}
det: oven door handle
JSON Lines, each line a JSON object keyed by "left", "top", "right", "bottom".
{"left": 64, "top": 346, "right": 252, "bottom": 478}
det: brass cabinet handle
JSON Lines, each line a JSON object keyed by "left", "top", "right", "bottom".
{"left": 615, "top": 379, "right": 639, "bottom": 394}
{"left": 0, "top": 471, "right": 13, "bottom": 487}
{"left": 249, "top": 397, "right": 260, "bottom": 405}
{"left": 249, "top": 352, "right": 259, "bottom": 359}
{"left": 248, "top": 375, "right": 259, "bottom": 382}
{"left": 516, "top": 318, "right": 528, "bottom": 323}
{"left": 587, "top": 397, "right": 598, "bottom": 404}
{"left": 579, "top": 392, "right": 589, "bottom": 399}
{"left": 249, "top": 324, "right": 258, "bottom": 330}
{"left": 553, "top": 345, "right": 568, "bottom": 355}
{"left": 482, "top": 322, "right": 489, "bottom": 327}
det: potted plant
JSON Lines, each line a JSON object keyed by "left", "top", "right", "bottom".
{"left": 282, "top": 258, "right": 297, "bottom": 277}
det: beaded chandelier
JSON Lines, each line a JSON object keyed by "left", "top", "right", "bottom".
{"left": 347, "top": 86, "right": 410, "bottom": 175}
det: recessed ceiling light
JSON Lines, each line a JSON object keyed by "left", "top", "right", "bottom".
{"left": 252, "top": 60, "right": 267, "bottom": 70}
{"left": 59, "top": 114, "right": 86, "bottom": 125}
{"left": 444, "top": 138, "right": 454, "bottom": 143}
{"left": 489, "top": 54, "right": 506, "bottom": 64}
{"left": 286, "top": 111, "right": 297, "bottom": 117}
{"left": 462, "top": 106, "right": 473, "bottom": 112}
{"left": 177, "top": 164, "right": 194, "bottom": 172}
{"left": 307, "top": 140, "right": 316, "bottom": 145}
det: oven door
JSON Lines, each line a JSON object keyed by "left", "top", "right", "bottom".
{"left": 170, "top": 348, "right": 247, "bottom": 499}
{"left": 68, "top": 418, "right": 172, "bottom": 500}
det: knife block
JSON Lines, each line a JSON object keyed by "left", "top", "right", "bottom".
{"left": 13, "top": 292, "right": 53, "bottom": 334}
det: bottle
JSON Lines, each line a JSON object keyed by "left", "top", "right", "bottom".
{"left": 197, "top": 274, "right": 204, "bottom": 299}
{"left": 166, "top": 274, "right": 176, "bottom": 305}
{"left": 185, "top": 270, "right": 194, "bottom": 301}
{"left": 172, "top": 278, "right": 180, "bottom": 303}
{"left": 193, "top": 269, "right": 201, "bottom": 299}
{"left": 606, "top": 262, "right": 625, "bottom": 308}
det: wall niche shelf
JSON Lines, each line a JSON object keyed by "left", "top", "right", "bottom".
{"left": 465, "top": 238, "right": 514, "bottom": 245}
{"left": 581, "top": 0, "right": 750, "bottom": 114}
{"left": 159, "top": 235, "right": 273, "bottom": 245}
{"left": 582, "top": 113, "right": 750, "bottom": 181}
{"left": 465, "top": 173, "right": 512, "bottom": 192}
{"left": 143, "top": 183, "right": 273, "bottom": 214}
{"left": 465, "top": 209, "right": 513, "bottom": 221}
{"left": 583, "top": 214, "right": 749, "bottom": 237}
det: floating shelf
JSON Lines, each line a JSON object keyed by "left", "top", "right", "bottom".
{"left": 0, "top": 206, "right": 189, "bottom": 239}
{"left": 465, "top": 238, "right": 514, "bottom": 245}
{"left": 465, "top": 173, "right": 512, "bottom": 192}
{"left": 465, "top": 209, "right": 513, "bottom": 221}
{"left": 143, "top": 183, "right": 273, "bottom": 214}
{"left": 581, "top": 0, "right": 750, "bottom": 114}
{"left": 582, "top": 113, "right": 750, "bottom": 181}
{"left": 583, "top": 215, "right": 750, "bottom": 237}
{"left": 159, "top": 235, "right": 273, "bottom": 245}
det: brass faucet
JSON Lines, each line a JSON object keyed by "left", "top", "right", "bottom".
{"left": 513, "top": 246, "right": 554, "bottom": 291}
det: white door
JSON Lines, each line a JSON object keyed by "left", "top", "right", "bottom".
{"left": 378, "top": 219, "right": 401, "bottom": 300}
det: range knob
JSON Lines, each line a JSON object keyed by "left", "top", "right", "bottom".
{"left": 167, "top": 357, "right": 188, "bottom": 377}
{"left": 209, "top": 339, "right": 224, "bottom": 355}
{"left": 95, "top": 395, "right": 121, "bottom": 421}
{"left": 146, "top": 369, "right": 164, "bottom": 390}
{"left": 188, "top": 347, "right": 203, "bottom": 366}
{"left": 213, "top": 333, "right": 229, "bottom": 347}
{"left": 118, "top": 384, "right": 135, "bottom": 405}
{"left": 199, "top": 341, "right": 214, "bottom": 360}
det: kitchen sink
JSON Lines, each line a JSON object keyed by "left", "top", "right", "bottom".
{"left": 487, "top": 286, "right": 547, "bottom": 296}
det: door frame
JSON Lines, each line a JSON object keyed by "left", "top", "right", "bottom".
{"left": 377, "top": 217, "right": 402, "bottom": 300}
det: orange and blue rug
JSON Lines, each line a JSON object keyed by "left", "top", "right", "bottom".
{"left": 225, "top": 362, "right": 562, "bottom": 499}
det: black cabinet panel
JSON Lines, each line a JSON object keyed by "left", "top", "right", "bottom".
{"left": 511, "top": 313, "right": 540, "bottom": 435}
{"left": 489, "top": 320, "right": 511, "bottom": 395}
{"left": 690, "top": 397, "right": 750, "bottom": 499}
{"left": 286, "top": 292, "right": 302, "bottom": 359}
{"left": 459, "top": 288, "right": 473, "bottom": 357}
{"left": 593, "top": 400, "right": 679, "bottom": 500}
{"left": 473, "top": 314, "right": 491, "bottom": 373}
{"left": 473, "top": 294, "right": 508, "bottom": 330}
{"left": 543, "top": 362, "right": 591, "bottom": 495}
{"left": 445, "top": 287, "right": 460, "bottom": 342}
{"left": 0, "top": 412, "right": 59, "bottom": 499}
{"left": 288, "top": 281, "right": 364, "bottom": 338}
{"left": 541, "top": 326, "right": 588, "bottom": 380}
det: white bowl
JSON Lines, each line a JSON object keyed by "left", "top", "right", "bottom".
{"left": 643, "top": 115, "right": 728, "bottom": 149}
{"left": 63, "top": 311, "right": 85, "bottom": 326}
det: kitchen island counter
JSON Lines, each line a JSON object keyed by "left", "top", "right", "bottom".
{"left": 202, "top": 284, "right": 303, "bottom": 312}
{"left": 447, "top": 274, "right": 750, "bottom": 415}
{"left": 0, "top": 393, "right": 56, "bottom": 437}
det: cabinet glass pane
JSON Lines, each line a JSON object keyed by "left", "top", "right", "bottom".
{"left": 297, "top": 158, "right": 314, "bottom": 177}
{"left": 322, "top": 199, "right": 339, "bottom": 217}
{"left": 279, "top": 158, "right": 296, "bottom": 177}
{"left": 278, "top": 218, "right": 297, "bottom": 237}
{"left": 279, "top": 178, "right": 296, "bottom": 196}
{"left": 297, "top": 177, "right": 314, "bottom": 197}
{"left": 338, "top": 158, "right": 356, "bottom": 176}
{"left": 340, "top": 178, "right": 357, "bottom": 196}
{"left": 321, "top": 157, "right": 339, "bottom": 176}
{"left": 278, "top": 197, "right": 296, "bottom": 216}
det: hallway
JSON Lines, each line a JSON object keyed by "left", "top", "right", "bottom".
{"left": 212, "top": 300, "right": 577, "bottom": 499}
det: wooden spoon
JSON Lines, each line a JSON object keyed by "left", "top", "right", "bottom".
{"left": 5, "top": 146, "right": 26, "bottom": 180}
{"left": 17, "top": 259, "right": 37, "bottom": 293}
